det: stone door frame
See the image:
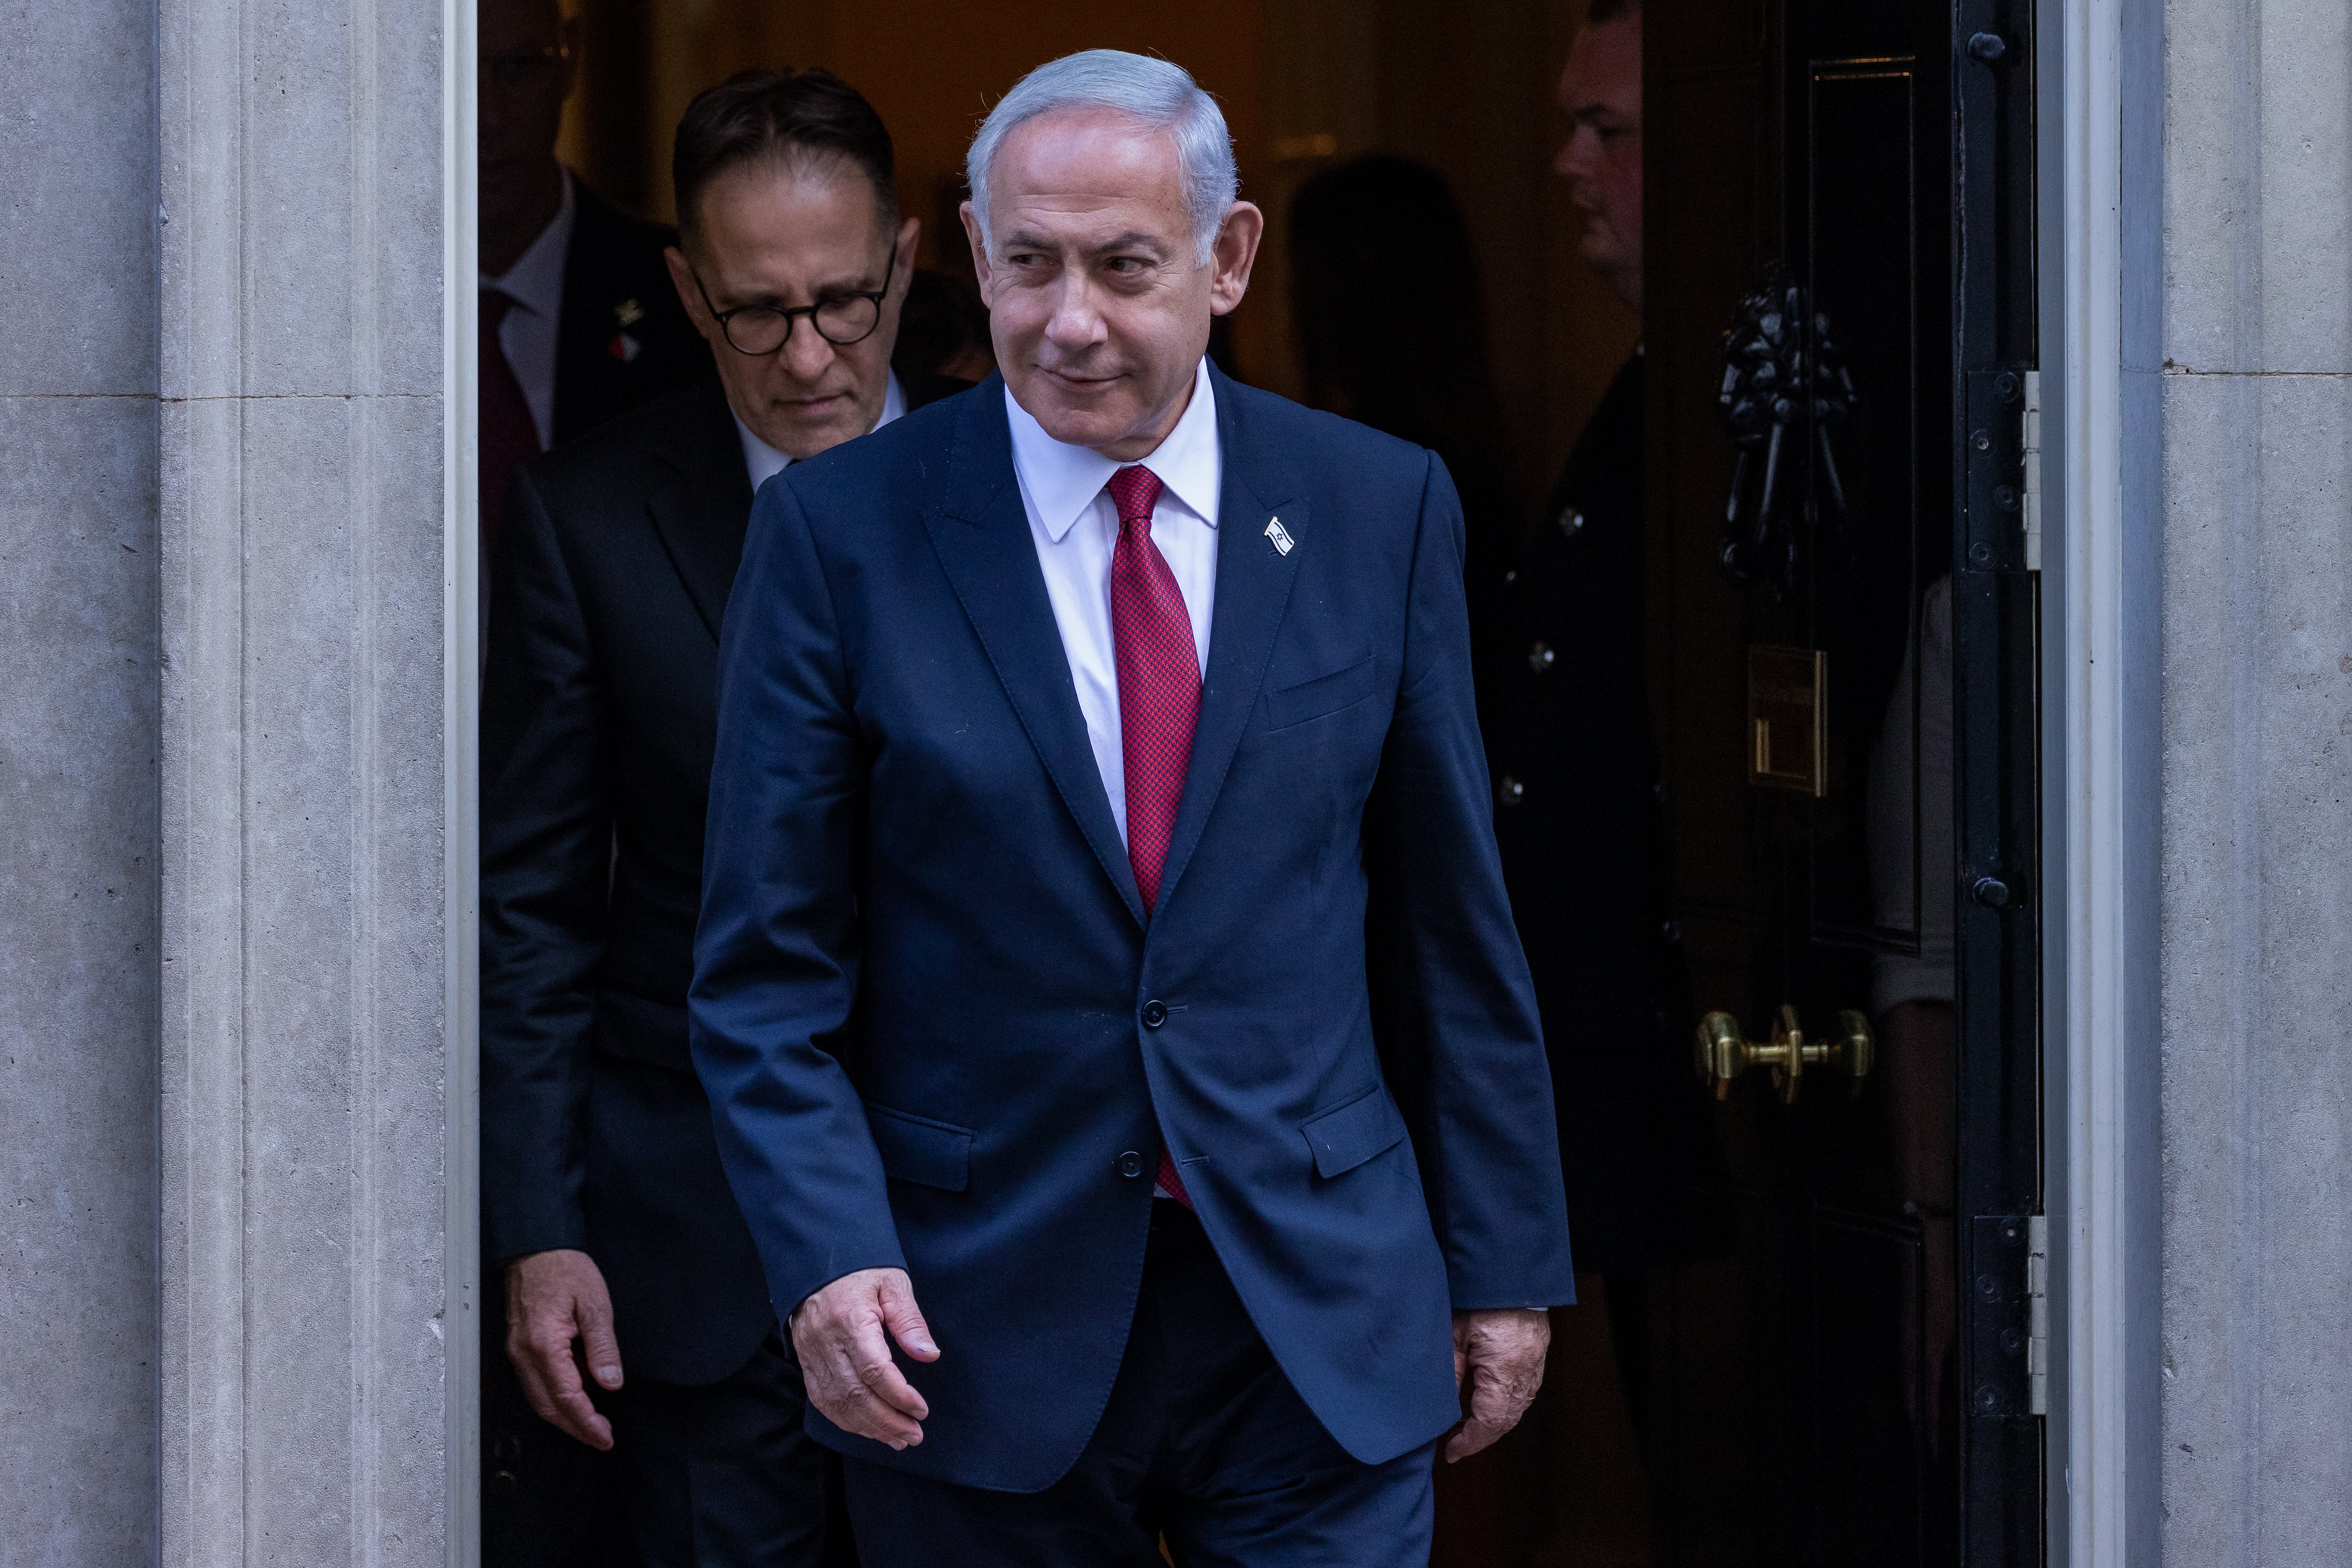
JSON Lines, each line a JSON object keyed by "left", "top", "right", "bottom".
{"left": 446, "top": 1, "right": 484, "bottom": 1560}
{"left": 2042, "top": 0, "right": 2163, "bottom": 1563}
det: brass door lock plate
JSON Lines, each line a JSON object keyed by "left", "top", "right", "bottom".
{"left": 1748, "top": 644, "right": 1828, "bottom": 796}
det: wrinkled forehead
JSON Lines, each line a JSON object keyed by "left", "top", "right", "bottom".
{"left": 693, "top": 150, "right": 890, "bottom": 242}
{"left": 1560, "top": 16, "right": 1643, "bottom": 113}
{"left": 691, "top": 158, "right": 891, "bottom": 277}
{"left": 986, "top": 108, "right": 1191, "bottom": 243}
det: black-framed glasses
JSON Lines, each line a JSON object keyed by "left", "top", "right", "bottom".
{"left": 689, "top": 249, "right": 896, "bottom": 356}
{"left": 481, "top": 44, "right": 569, "bottom": 93}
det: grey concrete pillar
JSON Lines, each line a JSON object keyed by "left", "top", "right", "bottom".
{"left": 2158, "top": 0, "right": 2352, "bottom": 1561}
{"left": 0, "top": 0, "right": 162, "bottom": 1559}
{"left": 158, "top": 0, "right": 457, "bottom": 1562}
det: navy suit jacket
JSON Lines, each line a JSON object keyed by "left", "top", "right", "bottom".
{"left": 690, "top": 366, "right": 1575, "bottom": 1492}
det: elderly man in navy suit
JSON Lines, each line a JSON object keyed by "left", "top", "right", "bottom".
{"left": 691, "top": 49, "right": 1576, "bottom": 1565}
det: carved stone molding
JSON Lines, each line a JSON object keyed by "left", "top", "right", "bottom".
{"left": 157, "top": 0, "right": 457, "bottom": 1561}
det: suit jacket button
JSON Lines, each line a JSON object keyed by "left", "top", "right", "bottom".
{"left": 1141, "top": 999, "right": 1168, "bottom": 1028}
{"left": 1117, "top": 1150, "right": 1145, "bottom": 1178}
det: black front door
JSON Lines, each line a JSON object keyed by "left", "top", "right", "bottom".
{"left": 1642, "top": 0, "right": 2041, "bottom": 1562}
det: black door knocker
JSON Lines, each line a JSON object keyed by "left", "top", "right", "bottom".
{"left": 1715, "top": 273, "right": 1860, "bottom": 593}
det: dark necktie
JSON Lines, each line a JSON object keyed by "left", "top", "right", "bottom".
{"left": 478, "top": 288, "right": 542, "bottom": 563}
{"left": 1106, "top": 463, "right": 1200, "bottom": 1207}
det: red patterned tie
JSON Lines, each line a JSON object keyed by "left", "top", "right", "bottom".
{"left": 1106, "top": 463, "right": 1199, "bottom": 1208}
{"left": 479, "top": 288, "right": 542, "bottom": 564}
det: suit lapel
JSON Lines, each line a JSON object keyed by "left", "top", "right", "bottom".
{"left": 923, "top": 378, "right": 1147, "bottom": 927}
{"left": 643, "top": 382, "right": 757, "bottom": 641}
{"left": 1155, "top": 370, "right": 1306, "bottom": 916}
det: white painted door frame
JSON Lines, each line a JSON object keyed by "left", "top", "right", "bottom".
{"left": 443, "top": 0, "right": 482, "bottom": 1563}
{"left": 2043, "top": 0, "right": 2160, "bottom": 1563}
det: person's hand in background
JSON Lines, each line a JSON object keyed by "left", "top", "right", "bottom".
{"left": 505, "top": 1248, "right": 624, "bottom": 1449}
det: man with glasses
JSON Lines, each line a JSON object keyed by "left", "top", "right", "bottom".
{"left": 478, "top": 0, "right": 702, "bottom": 558}
{"left": 480, "top": 68, "right": 965, "bottom": 1566}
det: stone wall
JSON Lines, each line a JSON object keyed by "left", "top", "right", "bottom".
{"left": 2158, "top": 0, "right": 2352, "bottom": 1560}
{"left": 157, "top": 0, "right": 456, "bottom": 1562}
{"left": 3, "top": 0, "right": 462, "bottom": 1552}
{"left": 0, "top": 0, "right": 162, "bottom": 1560}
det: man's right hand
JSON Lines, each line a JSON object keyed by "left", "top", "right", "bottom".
{"left": 505, "top": 1248, "right": 623, "bottom": 1450}
{"left": 790, "top": 1266, "right": 941, "bottom": 1450}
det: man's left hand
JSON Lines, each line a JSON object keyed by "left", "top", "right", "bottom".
{"left": 1446, "top": 1307, "right": 1551, "bottom": 1462}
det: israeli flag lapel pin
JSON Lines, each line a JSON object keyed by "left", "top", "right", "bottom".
{"left": 1264, "top": 515, "right": 1295, "bottom": 556}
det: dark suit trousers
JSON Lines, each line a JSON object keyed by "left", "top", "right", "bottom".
{"left": 484, "top": 1329, "right": 852, "bottom": 1568}
{"left": 605, "top": 1335, "right": 855, "bottom": 1568}
{"left": 483, "top": 1269, "right": 635, "bottom": 1568}
{"left": 844, "top": 1204, "right": 1436, "bottom": 1568}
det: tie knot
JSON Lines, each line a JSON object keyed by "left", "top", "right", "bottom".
{"left": 1105, "top": 465, "right": 1164, "bottom": 533}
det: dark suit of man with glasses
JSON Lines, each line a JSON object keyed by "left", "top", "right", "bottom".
{"left": 480, "top": 69, "right": 964, "bottom": 1565}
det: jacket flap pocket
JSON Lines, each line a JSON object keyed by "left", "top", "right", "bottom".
{"left": 1300, "top": 1085, "right": 1407, "bottom": 1179}
{"left": 866, "top": 1104, "right": 973, "bottom": 1192}
{"left": 1263, "top": 652, "right": 1376, "bottom": 731}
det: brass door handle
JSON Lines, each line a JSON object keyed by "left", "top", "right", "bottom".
{"left": 1694, "top": 1004, "right": 1875, "bottom": 1102}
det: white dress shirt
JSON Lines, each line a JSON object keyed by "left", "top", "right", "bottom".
{"left": 1007, "top": 357, "right": 1221, "bottom": 846}
{"left": 734, "top": 372, "right": 909, "bottom": 493}
{"left": 480, "top": 167, "right": 576, "bottom": 451}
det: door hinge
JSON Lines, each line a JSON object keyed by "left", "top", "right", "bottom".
{"left": 1969, "top": 1213, "right": 2044, "bottom": 1418}
{"left": 2027, "top": 1213, "right": 2050, "bottom": 1415}
{"left": 2020, "top": 370, "right": 2044, "bottom": 573}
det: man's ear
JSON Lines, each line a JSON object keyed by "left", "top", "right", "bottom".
{"left": 960, "top": 202, "right": 995, "bottom": 304}
{"left": 1208, "top": 201, "right": 1265, "bottom": 317}
{"left": 663, "top": 245, "right": 716, "bottom": 343}
{"left": 891, "top": 215, "right": 921, "bottom": 301}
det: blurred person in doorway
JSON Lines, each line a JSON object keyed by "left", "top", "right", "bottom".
{"left": 479, "top": 67, "right": 966, "bottom": 1568}
{"left": 1480, "top": 0, "right": 1726, "bottom": 1518}
{"left": 477, "top": 0, "right": 703, "bottom": 564}
{"left": 892, "top": 267, "right": 997, "bottom": 383}
{"left": 476, "top": 3, "right": 704, "bottom": 1557}
{"left": 1287, "top": 154, "right": 1518, "bottom": 729}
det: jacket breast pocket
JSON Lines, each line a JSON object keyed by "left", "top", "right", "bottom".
{"left": 1262, "top": 652, "right": 1376, "bottom": 731}
{"left": 866, "top": 1104, "right": 973, "bottom": 1192}
{"left": 1299, "top": 1083, "right": 1408, "bottom": 1179}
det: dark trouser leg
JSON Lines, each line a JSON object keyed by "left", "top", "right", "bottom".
{"left": 844, "top": 1451, "right": 1167, "bottom": 1568}
{"left": 1601, "top": 1269, "right": 1651, "bottom": 1454}
{"left": 841, "top": 1278, "right": 1168, "bottom": 1568}
{"left": 606, "top": 1333, "right": 850, "bottom": 1568}
{"left": 1151, "top": 1205, "right": 1434, "bottom": 1568}
{"left": 482, "top": 1261, "right": 635, "bottom": 1568}
{"left": 844, "top": 1203, "right": 1434, "bottom": 1568}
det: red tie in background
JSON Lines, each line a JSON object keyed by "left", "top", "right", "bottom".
{"left": 478, "top": 288, "right": 541, "bottom": 564}
{"left": 1106, "top": 463, "right": 1200, "bottom": 1209}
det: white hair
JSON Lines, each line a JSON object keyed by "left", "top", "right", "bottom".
{"left": 966, "top": 50, "right": 1238, "bottom": 265}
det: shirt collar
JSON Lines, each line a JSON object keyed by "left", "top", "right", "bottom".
{"left": 481, "top": 166, "right": 575, "bottom": 318}
{"left": 735, "top": 370, "right": 908, "bottom": 493}
{"left": 1005, "top": 358, "right": 1221, "bottom": 543}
